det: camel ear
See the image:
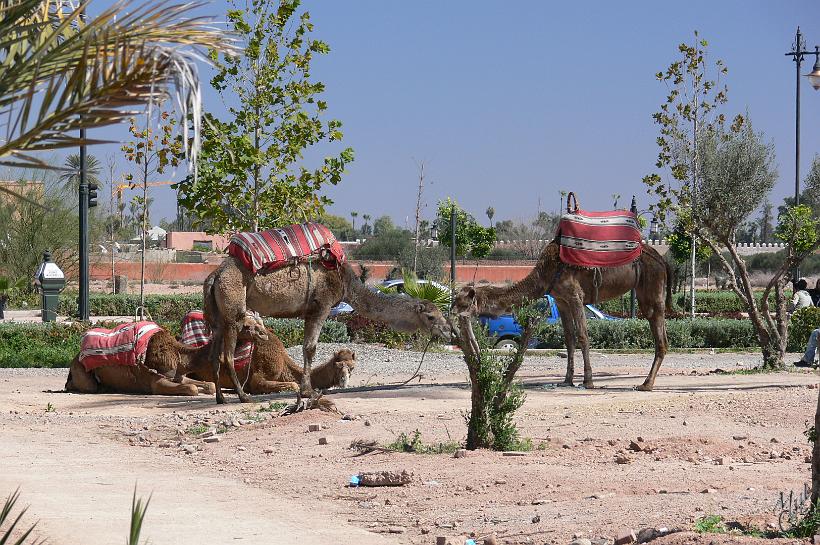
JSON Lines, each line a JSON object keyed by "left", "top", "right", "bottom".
{"left": 351, "top": 351, "right": 356, "bottom": 360}
{"left": 466, "top": 287, "right": 476, "bottom": 299}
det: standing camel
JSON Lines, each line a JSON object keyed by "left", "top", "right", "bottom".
{"left": 205, "top": 259, "right": 451, "bottom": 406}
{"left": 452, "top": 241, "right": 673, "bottom": 390}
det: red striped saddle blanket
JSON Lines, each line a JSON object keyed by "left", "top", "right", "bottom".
{"left": 557, "top": 207, "right": 642, "bottom": 268}
{"left": 227, "top": 222, "right": 346, "bottom": 275}
{"left": 179, "top": 311, "right": 254, "bottom": 371}
{"left": 79, "top": 321, "right": 162, "bottom": 371}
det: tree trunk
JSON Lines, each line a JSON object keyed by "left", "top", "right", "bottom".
{"left": 754, "top": 323, "right": 785, "bottom": 370}
{"left": 466, "top": 364, "right": 491, "bottom": 450}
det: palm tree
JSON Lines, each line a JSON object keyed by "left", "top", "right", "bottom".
{"left": 350, "top": 211, "right": 358, "bottom": 233}
{"left": 59, "top": 153, "right": 101, "bottom": 192}
{"left": 362, "top": 213, "right": 371, "bottom": 235}
{"left": 0, "top": 0, "right": 237, "bottom": 205}
{"left": 485, "top": 206, "right": 495, "bottom": 228}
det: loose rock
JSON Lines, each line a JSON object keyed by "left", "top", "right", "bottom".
{"left": 615, "top": 529, "right": 637, "bottom": 545}
{"left": 357, "top": 470, "right": 413, "bottom": 487}
{"left": 453, "top": 449, "right": 467, "bottom": 459}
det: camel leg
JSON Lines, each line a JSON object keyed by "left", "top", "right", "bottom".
{"left": 291, "top": 309, "right": 332, "bottom": 413}
{"left": 150, "top": 376, "right": 199, "bottom": 396}
{"left": 247, "top": 376, "right": 299, "bottom": 394}
{"left": 636, "top": 297, "right": 668, "bottom": 392}
{"left": 555, "top": 301, "right": 575, "bottom": 386}
{"left": 209, "top": 329, "right": 227, "bottom": 404}
{"left": 65, "top": 357, "right": 98, "bottom": 393}
{"left": 571, "top": 296, "right": 593, "bottom": 388}
{"left": 177, "top": 376, "right": 216, "bottom": 395}
{"left": 222, "top": 323, "right": 252, "bottom": 403}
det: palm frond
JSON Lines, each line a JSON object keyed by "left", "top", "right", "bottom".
{"left": 0, "top": 488, "right": 43, "bottom": 545}
{"left": 0, "top": 0, "right": 240, "bottom": 173}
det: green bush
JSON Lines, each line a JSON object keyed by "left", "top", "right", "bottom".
{"left": 57, "top": 294, "right": 203, "bottom": 322}
{"left": 598, "top": 291, "right": 776, "bottom": 316}
{"left": 0, "top": 317, "right": 349, "bottom": 368}
{"left": 263, "top": 318, "right": 349, "bottom": 347}
{"left": 787, "top": 306, "right": 820, "bottom": 352}
{"left": 532, "top": 318, "right": 759, "bottom": 349}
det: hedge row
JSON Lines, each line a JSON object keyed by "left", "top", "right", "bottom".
{"left": 598, "top": 291, "right": 777, "bottom": 316}
{"left": 532, "top": 318, "right": 759, "bottom": 350}
{"left": 0, "top": 318, "right": 348, "bottom": 369}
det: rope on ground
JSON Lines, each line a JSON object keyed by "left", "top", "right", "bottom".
{"left": 389, "top": 337, "right": 434, "bottom": 387}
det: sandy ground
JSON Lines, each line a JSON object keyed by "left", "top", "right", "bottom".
{"left": 2, "top": 353, "right": 819, "bottom": 545}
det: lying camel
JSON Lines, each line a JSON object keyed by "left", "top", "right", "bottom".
{"left": 65, "top": 315, "right": 267, "bottom": 396}
{"left": 187, "top": 330, "right": 356, "bottom": 394}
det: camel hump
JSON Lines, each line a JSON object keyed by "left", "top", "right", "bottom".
{"left": 227, "top": 222, "right": 346, "bottom": 274}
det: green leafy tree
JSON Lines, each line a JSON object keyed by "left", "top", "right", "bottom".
{"left": 122, "top": 112, "right": 183, "bottom": 317}
{"left": 642, "top": 32, "right": 733, "bottom": 317}
{"left": 372, "top": 215, "right": 396, "bottom": 236}
{"left": 686, "top": 118, "right": 815, "bottom": 369}
{"left": 436, "top": 198, "right": 496, "bottom": 259}
{"left": 176, "top": 0, "right": 354, "bottom": 233}
{"left": 318, "top": 213, "right": 354, "bottom": 241}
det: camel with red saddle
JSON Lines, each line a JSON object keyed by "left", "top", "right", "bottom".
{"left": 65, "top": 313, "right": 267, "bottom": 396}
{"left": 452, "top": 193, "right": 674, "bottom": 391}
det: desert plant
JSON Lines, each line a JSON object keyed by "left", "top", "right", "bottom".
{"left": 386, "top": 429, "right": 460, "bottom": 455}
{"left": 0, "top": 488, "right": 40, "bottom": 545}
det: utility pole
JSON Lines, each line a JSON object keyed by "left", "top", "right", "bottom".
{"left": 629, "top": 196, "right": 638, "bottom": 319}
{"left": 79, "top": 132, "right": 89, "bottom": 320}
{"left": 412, "top": 160, "right": 425, "bottom": 274}
{"left": 450, "top": 206, "right": 456, "bottom": 289}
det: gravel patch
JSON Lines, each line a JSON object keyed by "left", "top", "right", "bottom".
{"left": 286, "top": 342, "right": 792, "bottom": 378}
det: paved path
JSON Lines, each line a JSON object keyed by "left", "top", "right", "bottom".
{"left": 1, "top": 420, "right": 392, "bottom": 545}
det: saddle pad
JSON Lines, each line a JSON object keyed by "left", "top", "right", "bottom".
{"left": 179, "top": 311, "right": 254, "bottom": 371}
{"left": 557, "top": 209, "right": 642, "bottom": 268}
{"left": 227, "top": 222, "right": 346, "bottom": 275}
{"left": 79, "top": 321, "right": 162, "bottom": 371}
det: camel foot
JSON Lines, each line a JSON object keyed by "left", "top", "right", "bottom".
{"left": 280, "top": 390, "right": 323, "bottom": 415}
{"left": 558, "top": 380, "right": 574, "bottom": 388}
{"left": 200, "top": 382, "right": 216, "bottom": 395}
{"left": 238, "top": 392, "right": 253, "bottom": 403}
{"left": 216, "top": 393, "right": 226, "bottom": 404}
{"left": 582, "top": 381, "right": 594, "bottom": 389}
{"left": 635, "top": 382, "right": 654, "bottom": 392}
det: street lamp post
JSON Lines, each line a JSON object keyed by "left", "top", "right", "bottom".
{"left": 785, "top": 27, "right": 820, "bottom": 282}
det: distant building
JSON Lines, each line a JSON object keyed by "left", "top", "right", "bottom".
{"left": 0, "top": 180, "right": 44, "bottom": 205}
{"left": 165, "top": 231, "right": 231, "bottom": 251}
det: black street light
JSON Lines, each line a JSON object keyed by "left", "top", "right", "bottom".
{"left": 785, "top": 27, "right": 820, "bottom": 282}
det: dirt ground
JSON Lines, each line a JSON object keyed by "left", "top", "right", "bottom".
{"left": 2, "top": 354, "right": 819, "bottom": 545}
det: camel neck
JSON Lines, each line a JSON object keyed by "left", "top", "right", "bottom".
{"left": 342, "top": 265, "right": 395, "bottom": 319}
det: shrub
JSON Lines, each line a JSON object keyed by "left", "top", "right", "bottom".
{"left": 598, "top": 291, "right": 777, "bottom": 316}
{"left": 532, "top": 318, "right": 759, "bottom": 349}
{"left": 787, "top": 306, "right": 820, "bottom": 352}
{"left": 0, "top": 318, "right": 348, "bottom": 368}
{"left": 334, "top": 313, "right": 414, "bottom": 348}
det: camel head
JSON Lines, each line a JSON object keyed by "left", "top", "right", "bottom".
{"left": 452, "top": 286, "right": 479, "bottom": 317}
{"left": 331, "top": 348, "right": 356, "bottom": 388}
{"left": 238, "top": 311, "right": 269, "bottom": 342}
{"left": 415, "top": 300, "right": 451, "bottom": 340}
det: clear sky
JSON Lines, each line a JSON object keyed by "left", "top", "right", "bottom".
{"left": 77, "top": 0, "right": 820, "bottom": 228}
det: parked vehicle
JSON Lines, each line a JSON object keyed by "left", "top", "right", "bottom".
{"left": 479, "top": 295, "right": 618, "bottom": 350}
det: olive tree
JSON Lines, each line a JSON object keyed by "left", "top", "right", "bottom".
{"left": 694, "top": 119, "right": 819, "bottom": 368}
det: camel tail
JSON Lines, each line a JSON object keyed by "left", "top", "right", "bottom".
{"left": 665, "top": 258, "right": 675, "bottom": 312}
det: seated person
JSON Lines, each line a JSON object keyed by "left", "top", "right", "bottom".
{"left": 795, "top": 328, "right": 820, "bottom": 368}
{"left": 791, "top": 278, "right": 812, "bottom": 312}
{"left": 809, "top": 278, "right": 820, "bottom": 307}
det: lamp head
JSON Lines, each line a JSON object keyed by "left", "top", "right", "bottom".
{"left": 806, "top": 46, "right": 820, "bottom": 91}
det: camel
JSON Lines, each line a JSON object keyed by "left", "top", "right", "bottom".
{"left": 205, "top": 258, "right": 451, "bottom": 406}
{"left": 188, "top": 328, "right": 356, "bottom": 395}
{"left": 65, "top": 314, "right": 268, "bottom": 396}
{"left": 452, "top": 241, "right": 673, "bottom": 391}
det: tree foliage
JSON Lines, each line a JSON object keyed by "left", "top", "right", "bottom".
{"left": 176, "top": 0, "right": 354, "bottom": 233}
{"left": 436, "top": 198, "right": 496, "bottom": 259}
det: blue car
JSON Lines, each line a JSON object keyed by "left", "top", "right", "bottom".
{"left": 479, "top": 295, "right": 618, "bottom": 350}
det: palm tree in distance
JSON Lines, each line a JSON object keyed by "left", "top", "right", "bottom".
{"left": 59, "top": 153, "right": 102, "bottom": 192}
{"left": 0, "top": 0, "right": 236, "bottom": 206}
{"left": 362, "top": 213, "right": 371, "bottom": 236}
{"left": 350, "top": 211, "right": 358, "bottom": 233}
{"left": 485, "top": 206, "right": 495, "bottom": 228}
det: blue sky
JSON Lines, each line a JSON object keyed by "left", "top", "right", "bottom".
{"left": 80, "top": 0, "right": 820, "bottom": 228}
